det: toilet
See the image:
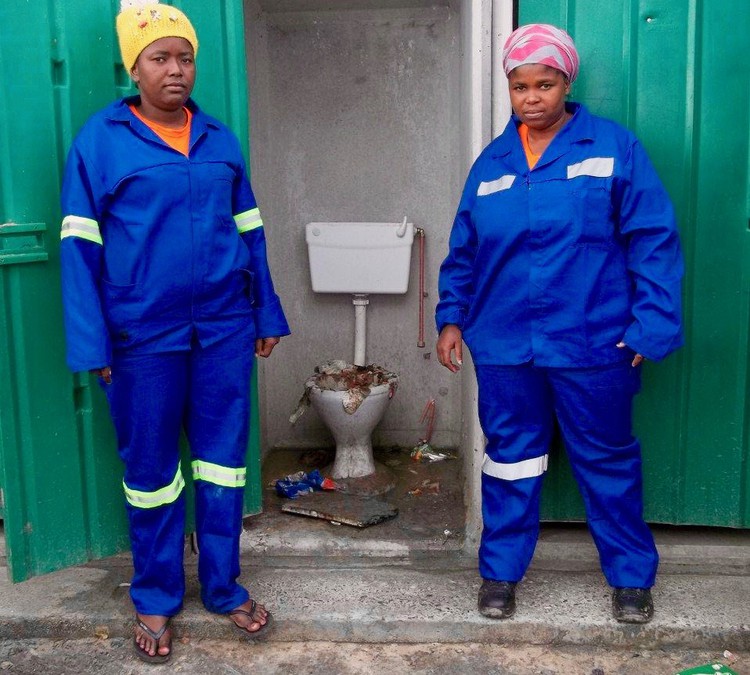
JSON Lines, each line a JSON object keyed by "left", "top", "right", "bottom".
{"left": 305, "top": 221, "right": 414, "bottom": 495}
{"left": 308, "top": 380, "right": 394, "bottom": 476}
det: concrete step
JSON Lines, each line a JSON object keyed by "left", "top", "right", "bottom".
{"left": 0, "top": 554, "right": 747, "bottom": 652}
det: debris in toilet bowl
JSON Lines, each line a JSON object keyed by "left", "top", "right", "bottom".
{"left": 289, "top": 360, "right": 399, "bottom": 422}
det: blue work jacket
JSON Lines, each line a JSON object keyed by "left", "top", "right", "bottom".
{"left": 60, "top": 97, "right": 289, "bottom": 372}
{"left": 436, "top": 103, "right": 683, "bottom": 367}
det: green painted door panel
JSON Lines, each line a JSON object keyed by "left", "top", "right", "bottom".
{"left": 0, "top": 0, "right": 260, "bottom": 583}
{"left": 519, "top": 0, "right": 750, "bottom": 526}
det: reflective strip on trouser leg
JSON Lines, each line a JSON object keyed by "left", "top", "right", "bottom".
{"left": 185, "top": 324, "right": 255, "bottom": 614}
{"left": 482, "top": 453, "right": 549, "bottom": 481}
{"left": 123, "top": 464, "right": 185, "bottom": 508}
{"left": 475, "top": 364, "right": 554, "bottom": 582}
{"left": 549, "top": 362, "right": 658, "bottom": 588}
{"left": 192, "top": 460, "right": 246, "bottom": 488}
{"left": 104, "top": 349, "right": 191, "bottom": 617}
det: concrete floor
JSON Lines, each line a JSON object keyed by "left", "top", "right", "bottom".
{"left": 243, "top": 446, "right": 466, "bottom": 557}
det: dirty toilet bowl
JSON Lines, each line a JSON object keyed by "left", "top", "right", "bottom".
{"left": 309, "top": 382, "right": 395, "bottom": 495}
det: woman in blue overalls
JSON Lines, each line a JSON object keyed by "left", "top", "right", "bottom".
{"left": 60, "top": 1, "right": 289, "bottom": 662}
{"left": 436, "top": 24, "right": 683, "bottom": 623}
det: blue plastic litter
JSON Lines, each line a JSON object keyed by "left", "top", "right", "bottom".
{"left": 275, "top": 469, "right": 333, "bottom": 499}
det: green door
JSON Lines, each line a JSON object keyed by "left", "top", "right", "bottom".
{"left": 0, "top": 0, "right": 261, "bottom": 583}
{"left": 520, "top": 0, "right": 750, "bottom": 526}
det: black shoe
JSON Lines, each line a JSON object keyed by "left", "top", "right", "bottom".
{"left": 612, "top": 587, "right": 654, "bottom": 623}
{"left": 478, "top": 580, "right": 517, "bottom": 619}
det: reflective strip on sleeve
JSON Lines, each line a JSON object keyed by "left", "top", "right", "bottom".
{"left": 567, "top": 157, "right": 614, "bottom": 179}
{"left": 234, "top": 207, "right": 263, "bottom": 233}
{"left": 60, "top": 215, "right": 103, "bottom": 245}
{"left": 123, "top": 465, "right": 185, "bottom": 509}
{"left": 192, "top": 459, "right": 246, "bottom": 488}
{"left": 477, "top": 175, "right": 516, "bottom": 196}
{"left": 481, "top": 453, "right": 548, "bottom": 481}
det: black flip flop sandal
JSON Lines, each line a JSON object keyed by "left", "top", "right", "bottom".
{"left": 133, "top": 617, "right": 172, "bottom": 664}
{"left": 227, "top": 599, "right": 274, "bottom": 641}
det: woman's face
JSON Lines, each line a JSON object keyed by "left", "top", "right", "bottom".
{"left": 508, "top": 63, "right": 570, "bottom": 131}
{"left": 131, "top": 37, "right": 196, "bottom": 112}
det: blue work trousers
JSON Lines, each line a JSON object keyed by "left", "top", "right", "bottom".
{"left": 475, "top": 360, "right": 658, "bottom": 588}
{"left": 104, "top": 326, "right": 254, "bottom": 617}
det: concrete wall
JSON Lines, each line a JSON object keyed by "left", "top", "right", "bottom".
{"left": 244, "top": 0, "right": 466, "bottom": 453}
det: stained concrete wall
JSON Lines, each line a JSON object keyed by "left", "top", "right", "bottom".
{"left": 244, "top": 0, "right": 466, "bottom": 453}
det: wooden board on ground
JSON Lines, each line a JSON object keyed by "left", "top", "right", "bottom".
{"left": 281, "top": 492, "right": 398, "bottom": 528}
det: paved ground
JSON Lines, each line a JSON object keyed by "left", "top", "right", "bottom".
{"left": 0, "top": 639, "right": 745, "bottom": 674}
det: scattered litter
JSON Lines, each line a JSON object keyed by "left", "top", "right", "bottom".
{"left": 675, "top": 665, "right": 739, "bottom": 675}
{"left": 408, "top": 399, "right": 442, "bottom": 461}
{"left": 290, "top": 360, "right": 399, "bottom": 422}
{"left": 274, "top": 469, "right": 337, "bottom": 499}
{"left": 409, "top": 479, "right": 441, "bottom": 496}
{"left": 410, "top": 442, "right": 457, "bottom": 463}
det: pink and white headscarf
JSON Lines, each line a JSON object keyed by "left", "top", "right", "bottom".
{"left": 502, "top": 24, "right": 580, "bottom": 83}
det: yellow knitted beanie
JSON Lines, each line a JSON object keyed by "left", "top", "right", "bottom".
{"left": 116, "top": 0, "right": 199, "bottom": 73}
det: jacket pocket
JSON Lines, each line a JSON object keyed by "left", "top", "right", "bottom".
{"left": 572, "top": 184, "right": 614, "bottom": 246}
{"left": 100, "top": 279, "right": 141, "bottom": 341}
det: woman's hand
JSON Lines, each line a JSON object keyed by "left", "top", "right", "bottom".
{"left": 91, "top": 366, "right": 112, "bottom": 384}
{"left": 255, "top": 337, "right": 280, "bottom": 358}
{"left": 437, "top": 325, "right": 463, "bottom": 373}
{"left": 616, "top": 342, "right": 644, "bottom": 367}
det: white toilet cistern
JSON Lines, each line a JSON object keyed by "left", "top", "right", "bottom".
{"left": 308, "top": 217, "right": 413, "bottom": 366}
{"left": 301, "top": 218, "right": 418, "bottom": 495}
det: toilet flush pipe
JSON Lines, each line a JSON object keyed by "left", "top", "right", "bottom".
{"left": 353, "top": 294, "right": 369, "bottom": 366}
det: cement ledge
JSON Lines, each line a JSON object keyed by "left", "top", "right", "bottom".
{"left": 0, "top": 560, "right": 746, "bottom": 652}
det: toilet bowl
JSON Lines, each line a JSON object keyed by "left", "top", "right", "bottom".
{"left": 309, "top": 382, "right": 393, "bottom": 480}
{"left": 304, "top": 221, "right": 415, "bottom": 494}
